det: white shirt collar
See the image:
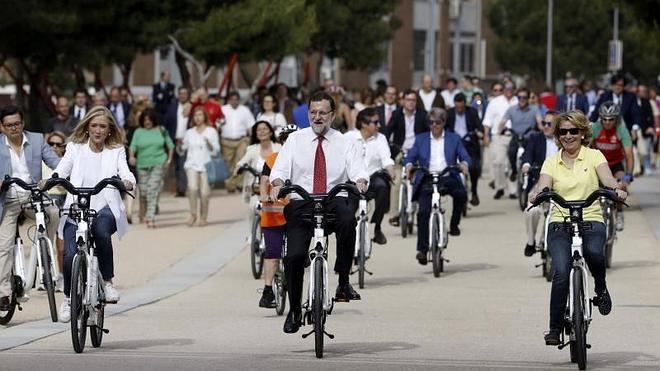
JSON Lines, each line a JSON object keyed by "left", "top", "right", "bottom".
{"left": 4, "top": 133, "right": 29, "bottom": 148}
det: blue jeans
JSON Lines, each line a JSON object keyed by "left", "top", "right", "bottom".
{"left": 63, "top": 207, "right": 117, "bottom": 297}
{"left": 547, "top": 221, "right": 606, "bottom": 331}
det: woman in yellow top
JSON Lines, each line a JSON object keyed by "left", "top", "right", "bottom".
{"left": 256, "top": 124, "right": 298, "bottom": 308}
{"left": 529, "top": 111, "right": 627, "bottom": 346}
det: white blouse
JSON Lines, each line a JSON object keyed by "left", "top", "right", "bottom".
{"left": 256, "top": 112, "right": 287, "bottom": 132}
{"left": 182, "top": 126, "right": 221, "bottom": 172}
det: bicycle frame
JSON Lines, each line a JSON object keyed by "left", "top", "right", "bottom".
{"left": 72, "top": 218, "right": 103, "bottom": 322}
{"left": 354, "top": 198, "right": 372, "bottom": 259}
{"left": 567, "top": 222, "right": 592, "bottom": 328}
{"left": 306, "top": 215, "right": 332, "bottom": 312}
{"left": 398, "top": 168, "right": 414, "bottom": 216}
{"left": 428, "top": 173, "right": 447, "bottom": 249}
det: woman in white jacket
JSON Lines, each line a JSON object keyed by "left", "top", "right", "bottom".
{"left": 235, "top": 121, "right": 281, "bottom": 203}
{"left": 50, "top": 106, "right": 136, "bottom": 323}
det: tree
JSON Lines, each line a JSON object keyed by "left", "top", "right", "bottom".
{"left": 487, "top": 0, "right": 660, "bottom": 83}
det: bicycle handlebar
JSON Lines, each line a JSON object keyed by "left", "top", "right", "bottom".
{"left": 236, "top": 164, "right": 260, "bottom": 177}
{"left": 277, "top": 181, "right": 361, "bottom": 201}
{"left": 1, "top": 175, "right": 38, "bottom": 193}
{"left": 527, "top": 187, "right": 627, "bottom": 212}
{"left": 411, "top": 164, "right": 463, "bottom": 178}
{"left": 42, "top": 173, "right": 129, "bottom": 196}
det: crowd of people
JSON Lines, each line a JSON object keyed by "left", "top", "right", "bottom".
{"left": 1, "top": 68, "right": 658, "bottom": 347}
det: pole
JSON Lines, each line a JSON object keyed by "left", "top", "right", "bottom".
{"left": 427, "top": 0, "right": 437, "bottom": 78}
{"left": 613, "top": 7, "right": 619, "bottom": 41}
{"left": 545, "top": 0, "right": 553, "bottom": 87}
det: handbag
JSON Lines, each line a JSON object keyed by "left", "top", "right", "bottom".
{"left": 205, "top": 155, "right": 229, "bottom": 185}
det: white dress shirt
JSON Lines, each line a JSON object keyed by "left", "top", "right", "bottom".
{"left": 344, "top": 130, "right": 394, "bottom": 175}
{"left": 429, "top": 132, "right": 447, "bottom": 172}
{"left": 383, "top": 103, "right": 396, "bottom": 125}
{"left": 221, "top": 104, "right": 255, "bottom": 140}
{"left": 5, "top": 135, "right": 31, "bottom": 197}
{"left": 453, "top": 112, "right": 468, "bottom": 138}
{"left": 545, "top": 137, "right": 559, "bottom": 159}
{"left": 270, "top": 127, "right": 367, "bottom": 196}
{"left": 182, "top": 127, "right": 221, "bottom": 172}
{"left": 109, "top": 103, "right": 126, "bottom": 128}
{"left": 73, "top": 105, "right": 87, "bottom": 120}
{"left": 256, "top": 112, "right": 287, "bottom": 132}
{"left": 482, "top": 95, "right": 518, "bottom": 135}
{"left": 175, "top": 103, "right": 189, "bottom": 140}
{"left": 403, "top": 111, "right": 417, "bottom": 151}
{"left": 418, "top": 89, "right": 436, "bottom": 112}
{"left": 441, "top": 89, "right": 459, "bottom": 108}
{"left": 81, "top": 145, "right": 109, "bottom": 212}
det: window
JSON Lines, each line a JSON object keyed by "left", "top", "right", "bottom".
{"left": 460, "top": 43, "right": 474, "bottom": 73}
{"left": 413, "top": 30, "right": 426, "bottom": 72}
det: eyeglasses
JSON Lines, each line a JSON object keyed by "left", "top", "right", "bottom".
{"left": 429, "top": 120, "right": 444, "bottom": 126}
{"left": 48, "top": 142, "right": 65, "bottom": 148}
{"left": 517, "top": 95, "right": 529, "bottom": 100}
{"left": 558, "top": 128, "right": 580, "bottom": 136}
{"left": 2, "top": 122, "right": 22, "bottom": 130}
{"left": 367, "top": 119, "right": 380, "bottom": 125}
{"left": 309, "top": 110, "right": 333, "bottom": 117}
{"left": 492, "top": 88, "right": 503, "bottom": 93}
{"left": 541, "top": 121, "right": 552, "bottom": 127}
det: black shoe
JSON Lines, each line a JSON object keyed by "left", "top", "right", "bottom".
{"left": 388, "top": 216, "right": 400, "bottom": 227}
{"left": 524, "top": 243, "right": 536, "bottom": 257}
{"left": 449, "top": 225, "right": 461, "bottom": 236}
{"left": 488, "top": 180, "right": 495, "bottom": 189}
{"left": 594, "top": 289, "right": 612, "bottom": 316}
{"left": 372, "top": 229, "right": 387, "bottom": 245}
{"left": 509, "top": 171, "right": 517, "bottom": 182}
{"left": 544, "top": 330, "right": 560, "bottom": 346}
{"left": 416, "top": 251, "right": 428, "bottom": 265}
{"left": 508, "top": 194, "right": 517, "bottom": 199}
{"left": 283, "top": 311, "right": 302, "bottom": 333}
{"left": 259, "top": 287, "right": 276, "bottom": 308}
{"left": 0, "top": 296, "right": 11, "bottom": 311}
{"left": 175, "top": 191, "right": 186, "bottom": 197}
{"left": 494, "top": 190, "right": 504, "bottom": 199}
{"left": 335, "top": 283, "right": 361, "bottom": 302}
{"left": 470, "top": 194, "right": 480, "bottom": 206}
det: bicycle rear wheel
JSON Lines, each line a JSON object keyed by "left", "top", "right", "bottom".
{"left": 250, "top": 215, "right": 264, "bottom": 279}
{"left": 70, "top": 254, "right": 88, "bottom": 353}
{"left": 358, "top": 220, "right": 367, "bottom": 289}
{"left": 431, "top": 213, "right": 441, "bottom": 278}
{"left": 604, "top": 206, "right": 615, "bottom": 268}
{"left": 517, "top": 173, "right": 527, "bottom": 211}
{"left": 0, "top": 292, "right": 17, "bottom": 325}
{"left": 39, "top": 238, "right": 58, "bottom": 322}
{"left": 400, "top": 187, "right": 408, "bottom": 238}
{"left": 274, "top": 268, "right": 287, "bottom": 316}
{"left": 313, "top": 258, "right": 325, "bottom": 358}
{"left": 572, "top": 269, "right": 587, "bottom": 370}
{"left": 90, "top": 273, "right": 105, "bottom": 348}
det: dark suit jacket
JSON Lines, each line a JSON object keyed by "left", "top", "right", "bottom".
{"left": 403, "top": 131, "right": 471, "bottom": 200}
{"left": 446, "top": 106, "right": 484, "bottom": 157}
{"left": 68, "top": 104, "right": 89, "bottom": 119}
{"left": 520, "top": 132, "right": 548, "bottom": 168}
{"left": 381, "top": 108, "right": 429, "bottom": 156}
{"left": 639, "top": 98, "right": 655, "bottom": 138}
{"left": 416, "top": 89, "right": 446, "bottom": 111}
{"left": 106, "top": 101, "right": 131, "bottom": 127}
{"left": 556, "top": 93, "right": 589, "bottom": 114}
{"left": 164, "top": 101, "right": 186, "bottom": 141}
{"left": 152, "top": 82, "right": 176, "bottom": 114}
{"left": 590, "top": 91, "right": 641, "bottom": 131}
{"left": 375, "top": 104, "right": 400, "bottom": 128}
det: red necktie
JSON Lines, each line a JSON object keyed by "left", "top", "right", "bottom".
{"left": 313, "top": 136, "right": 327, "bottom": 193}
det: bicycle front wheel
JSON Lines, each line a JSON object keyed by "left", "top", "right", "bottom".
{"left": 431, "top": 213, "right": 441, "bottom": 278}
{"left": 70, "top": 254, "right": 88, "bottom": 353}
{"left": 358, "top": 220, "right": 367, "bottom": 289}
{"left": 572, "top": 269, "right": 588, "bottom": 370}
{"left": 517, "top": 173, "right": 527, "bottom": 211}
{"left": 604, "top": 207, "right": 615, "bottom": 268}
{"left": 313, "top": 258, "right": 325, "bottom": 359}
{"left": 400, "top": 186, "right": 408, "bottom": 238}
{"left": 274, "top": 268, "right": 287, "bottom": 316}
{"left": 250, "top": 215, "right": 264, "bottom": 279}
{"left": 0, "top": 288, "right": 17, "bottom": 325}
{"left": 39, "top": 238, "right": 58, "bottom": 322}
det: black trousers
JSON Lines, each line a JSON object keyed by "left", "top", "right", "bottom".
{"left": 508, "top": 135, "right": 522, "bottom": 177}
{"left": 466, "top": 147, "right": 481, "bottom": 196}
{"left": 416, "top": 176, "right": 467, "bottom": 252}
{"left": 174, "top": 151, "right": 187, "bottom": 194}
{"left": 366, "top": 174, "right": 391, "bottom": 229}
{"left": 284, "top": 197, "right": 358, "bottom": 313}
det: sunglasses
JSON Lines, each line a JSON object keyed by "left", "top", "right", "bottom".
{"left": 48, "top": 142, "right": 65, "bottom": 147}
{"left": 367, "top": 119, "right": 380, "bottom": 125}
{"left": 429, "top": 120, "right": 444, "bottom": 126}
{"left": 558, "top": 128, "right": 580, "bottom": 136}
{"left": 492, "top": 88, "right": 503, "bottom": 93}
{"left": 541, "top": 121, "right": 552, "bottom": 127}
{"left": 517, "top": 95, "right": 529, "bottom": 100}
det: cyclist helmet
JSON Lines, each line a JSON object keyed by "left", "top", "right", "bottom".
{"left": 598, "top": 101, "right": 620, "bottom": 118}
{"left": 277, "top": 124, "right": 299, "bottom": 143}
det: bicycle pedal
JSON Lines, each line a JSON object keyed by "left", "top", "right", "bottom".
{"left": 102, "top": 300, "right": 118, "bottom": 304}
{"left": 535, "top": 263, "right": 543, "bottom": 268}
{"left": 301, "top": 329, "right": 314, "bottom": 339}
{"left": 443, "top": 258, "right": 450, "bottom": 263}
{"left": 324, "top": 330, "right": 335, "bottom": 339}
{"left": 586, "top": 344, "right": 591, "bottom": 349}
{"left": 17, "top": 304, "right": 23, "bottom": 311}
{"left": 557, "top": 341, "right": 569, "bottom": 350}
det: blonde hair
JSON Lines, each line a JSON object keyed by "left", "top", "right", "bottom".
{"left": 551, "top": 110, "right": 592, "bottom": 148}
{"left": 69, "top": 106, "right": 124, "bottom": 148}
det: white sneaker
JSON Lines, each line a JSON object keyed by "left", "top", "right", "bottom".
{"left": 59, "top": 298, "right": 71, "bottom": 323}
{"left": 615, "top": 212, "right": 624, "bottom": 231}
{"left": 104, "top": 282, "right": 120, "bottom": 303}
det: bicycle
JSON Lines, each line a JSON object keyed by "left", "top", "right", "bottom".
{"left": 510, "top": 127, "right": 533, "bottom": 211}
{"left": 397, "top": 153, "right": 415, "bottom": 238}
{"left": 277, "top": 181, "right": 361, "bottom": 359}
{"left": 42, "top": 174, "right": 132, "bottom": 353}
{"left": 519, "top": 164, "right": 541, "bottom": 212}
{"left": 534, "top": 201, "right": 554, "bottom": 282}
{"left": 0, "top": 176, "right": 61, "bottom": 324}
{"left": 272, "top": 236, "right": 287, "bottom": 316}
{"left": 237, "top": 164, "right": 264, "bottom": 279}
{"left": 529, "top": 187, "right": 625, "bottom": 370}
{"left": 600, "top": 196, "right": 617, "bottom": 269}
{"left": 413, "top": 164, "right": 462, "bottom": 278}
{"left": 460, "top": 131, "right": 480, "bottom": 217}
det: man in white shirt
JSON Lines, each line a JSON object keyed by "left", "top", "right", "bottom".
{"left": 482, "top": 82, "right": 518, "bottom": 199}
{"left": 221, "top": 91, "right": 255, "bottom": 192}
{"left": 440, "top": 77, "right": 460, "bottom": 109}
{"left": 345, "top": 107, "right": 395, "bottom": 245}
{"left": 270, "top": 91, "right": 368, "bottom": 334}
{"left": 418, "top": 74, "right": 445, "bottom": 112}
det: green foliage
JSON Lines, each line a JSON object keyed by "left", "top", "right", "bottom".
{"left": 487, "top": 0, "right": 660, "bottom": 82}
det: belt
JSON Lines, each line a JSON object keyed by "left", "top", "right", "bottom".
{"left": 222, "top": 137, "right": 245, "bottom": 141}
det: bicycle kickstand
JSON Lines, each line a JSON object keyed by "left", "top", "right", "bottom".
{"left": 90, "top": 325, "right": 110, "bottom": 334}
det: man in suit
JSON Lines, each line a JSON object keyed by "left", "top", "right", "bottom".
{"left": 107, "top": 86, "right": 131, "bottom": 130}
{"left": 69, "top": 88, "right": 89, "bottom": 122}
{"left": 382, "top": 89, "right": 429, "bottom": 226}
{"left": 590, "top": 73, "right": 641, "bottom": 131}
{"left": 520, "top": 110, "right": 559, "bottom": 257}
{"left": 375, "top": 85, "right": 399, "bottom": 128}
{"left": 556, "top": 78, "right": 589, "bottom": 114}
{"left": 0, "top": 106, "right": 61, "bottom": 310}
{"left": 164, "top": 87, "right": 191, "bottom": 196}
{"left": 152, "top": 71, "right": 176, "bottom": 117}
{"left": 404, "top": 108, "right": 471, "bottom": 265}
{"left": 47, "top": 96, "right": 78, "bottom": 136}
{"left": 446, "top": 93, "right": 485, "bottom": 206}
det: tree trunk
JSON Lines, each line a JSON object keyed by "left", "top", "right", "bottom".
{"left": 119, "top": 62, "right": 132, "bottom": 90}
{"left": 72, "top": 64, "right": 87, "bottom": 93}
{"left": 174, "top": 49, "right": 192, "bottom": 90}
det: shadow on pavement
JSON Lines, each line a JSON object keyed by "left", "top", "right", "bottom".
{"left": 587, "top": 350, "right": 660, "bottom": 369}
{"left": 363, "top": 275, "right": 430, "bottom": 288}
{"left": 608, "top": 260, "right": 660, "bottom": 271}
{"left": 103, "top": 338, "right": 195, "bottom": 350}
{"left": 431, "top": 263, "right": 498, "bottom": 277}
{"left": 463, "top": 210, "right": 507, "bottom": 219}
{"left": 147, "top": 218, "right": 244, "bottom": 229}
{"left": 292, "top": 341, "right": 419, "bottom": 358}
